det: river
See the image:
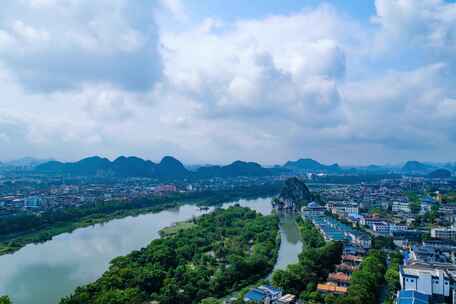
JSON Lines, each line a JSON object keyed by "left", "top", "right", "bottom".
{"left": 0, "top": 197, "right": 302, "bottom": 304}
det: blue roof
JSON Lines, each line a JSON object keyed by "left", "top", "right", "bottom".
{"left": 403, "top": 252, "right": 410, "bottom": 264}
{"left": 307, "top": 201, "right": 322, "bottom": 209}
{"left": 244, "top": 289, "right": 267, "bottom": 302}
{"left": 260, "top": 285, "right": 282, "bottom": 294}
{"left": 397, "top": 291, "right": 429, "bottom": 304}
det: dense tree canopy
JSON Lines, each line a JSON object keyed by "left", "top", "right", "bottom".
{"left": 0, "top": 296, "right": 11, "bottom": 304}
{"left": 60, "top": 206, "right": 279, "bottom": 304}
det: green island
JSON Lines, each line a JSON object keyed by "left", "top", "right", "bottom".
{"left": 0, "top": 183, "right": 281, "bottom": 256}
{"left": 59, "top": 206, "right": 279, "bottom": 304}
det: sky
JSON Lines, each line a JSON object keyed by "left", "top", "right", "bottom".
{"left": 0, "top": 0, "right": 455, "bottom": 166}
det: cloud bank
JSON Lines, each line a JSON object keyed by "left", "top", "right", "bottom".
{"left": 0, "top": 0, "right": 455, "bottom": 165}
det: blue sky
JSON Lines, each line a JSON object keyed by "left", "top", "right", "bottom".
{"left": 186, "top": 0, "right": 376, "bottom": 23}
{"left": 0, "top": 0, "right": 455, "bottom": 165}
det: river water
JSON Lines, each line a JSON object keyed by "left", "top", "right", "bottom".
{"left": 0, "top": 197, "right": 302, "bottom": 304}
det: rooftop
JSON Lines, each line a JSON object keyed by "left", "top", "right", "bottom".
{"left": 317, "top": 283, "right": 348, "bottom": 294}
{"left": 328, "top": 272, "right": 351, "bottom": 282}
{"left": 396, "top": 290, "right": 429, "bottom": 304}
{"left": 244, "top": 289, "right": 267, "bottom": 302}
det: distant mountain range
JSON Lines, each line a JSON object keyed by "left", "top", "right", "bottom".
{"left": 0, "top": 157, "right": 52, "bottom": 169}
{"left": 35, "top": 156, "right": 274, "bottom": 179}
{"left": 401, "top": 160, "right": 435, "bottom": 173}
{"left": 1, "top": 155, "right": 452, "bottom": 179}
{"left": 428, "top": 168, "right": 452, "bottom": 179}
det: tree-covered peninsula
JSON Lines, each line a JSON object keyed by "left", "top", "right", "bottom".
{"left": 60, "top": 206, "right": 279, "bottom": 304}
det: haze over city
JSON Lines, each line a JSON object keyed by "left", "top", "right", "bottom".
{"left": 0, "top": 0, "right": 455, "bottom": 165}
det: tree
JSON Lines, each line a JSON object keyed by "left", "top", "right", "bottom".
{"left": 0, "top": 296, "right": 11, "bottom": 304}
{"left": 372, "top": 236, "right": 395, "bottom": 250}
{"left": 409, "top": 201, "right": 421, "bottom": 214}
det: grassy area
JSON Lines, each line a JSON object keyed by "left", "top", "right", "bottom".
{"left": 159, "top": 221, "right": 196, "bottom": 236}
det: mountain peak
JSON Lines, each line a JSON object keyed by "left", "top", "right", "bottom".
{"left": 157, "top": 156, "right": 189, "bottom": 178}
{"left": 402, "top": 160, "right": 434, "bottom": 173}
{"left": 284, "top": 158, "right": 340, "bottom": 173}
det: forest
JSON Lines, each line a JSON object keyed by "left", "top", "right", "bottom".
{"left": 59, "top": 206, "right": 279, "bottom": 304}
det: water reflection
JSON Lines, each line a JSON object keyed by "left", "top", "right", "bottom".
{"left": 273, "top": 215, "right": 303, "bottom": 271}
{"left": 0, "top": 197, "right": 301, "bottom": 304}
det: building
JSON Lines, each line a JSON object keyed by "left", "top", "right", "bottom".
{"left": 276, "top": 294, "right": 296, "bottom": 304}
{"left": 330, "top": 203, "right": 359, "bottom": 216}
{"left": 360, "top": 216, "right": 385, "bottom": 228}
{"left": 243, "top": 285, "right": 282, "bottom": 303}
{"left": 395, "top": 290, "right": 430, "bottom": 304}
{"left": 244, "top": 289, "right": 269, "bottom": 303}
{"left": 399, "top": 263, "right": 454, "bottom": 297}
{"left": 341, "top": 255, "right": 363, "bottom": 267}
{"left": 393, "top": 230, "right": 422, "bottom": 242}
{"left": 154, "top": 184, "right": 177, "bottom": 193}
{"left": 24, "top": 196, "right": 42, "bottom": 208}
{"left": 431, "top": 227, "right": 456, "bottom": 241}
{"left": 420, "top": 197, "right": 438, "bottom": 215}
{"left": 303, "top": 202, "right": 326, "bottom": 217}
{"left": 393, "top": 201, "right": 411, "bottom": 213}
{"left": 409, "top": 245, "right": 449, "bottom": 264}
{"left": 336, "top": 263, "right": 357, "bottom": 275}
{"left": 327, "top": 272, "right": 351, "bottom": 287}
{"left": 372, "top": 222, "right": 390, "bottom": 235}
{"left": 316, "top": 283, "right": 348, "bottom": 295}
{"left": 391, "top": 224, "right": 408, "bottom": 232}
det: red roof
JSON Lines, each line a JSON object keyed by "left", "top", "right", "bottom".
{"left": 317, "top": 283, "right": 348, "bottom": 294}
{"left": 328, "top": 272, "right": 351, "bottom": 283}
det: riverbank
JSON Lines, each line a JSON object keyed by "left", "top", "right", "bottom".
{"left": 0, "top": 183, "right": 282, "bottom": 257}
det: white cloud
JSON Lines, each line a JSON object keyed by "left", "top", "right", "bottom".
{"left": 160, "top": 5, "right": 359, "bottom": 131}
{"left": 374, "top": 0, "right": 456, "bottom": 53}
{"left": 0, "top": 1, "right": 455, "bottom": 165}
{"left": 0, "top": 0, "right": 161, "bottom": 92}
{"left": 159, "top": 0, "right": 188, "bottom": 22}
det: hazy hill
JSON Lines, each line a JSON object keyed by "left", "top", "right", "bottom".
{"left": 284, "top": 158, "right": 341, "bottom": 173}
{"left": 401, "top": 161, "right": 435, "bottom": 173}
{"left": 195, "top": 160, "right": 271, "bottom": 178}
{"left": 2, "top": 157, "right": 52, "bottom": 168}
{"left": 36, "top": 156, "right": 112, "bottom": 175}
{"left": 156, "top": 156, "right": 189, "bottom": 179}
{"left": 428, "top": 168, "right": 452, "bottom": 179}
{"left": 111, "top": 156, "right": 156, "bottom": 177}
